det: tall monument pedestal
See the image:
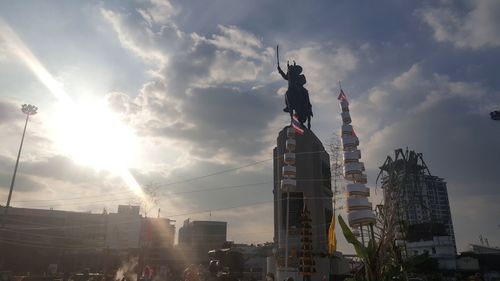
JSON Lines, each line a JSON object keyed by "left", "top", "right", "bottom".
{"left": 272, "top": 126, "right": 334, "bottom": 281}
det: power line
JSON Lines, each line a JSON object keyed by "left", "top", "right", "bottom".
{"left": 13, "top": 177, "right": 330, "bottom": 208}
{"left": 17, "top": 180, "right": 337, "bottom": 209}
{"left": 11, "top": 150, "right": 326, "bottom": 204}
{"left": 18, "top": 181, "right": 273, "bottom": 208}
{"left": 4, "top": 196, "right": 336, "bottom": 231}
{"left": 0, "top": 237, "right": 102, "bottom": 250}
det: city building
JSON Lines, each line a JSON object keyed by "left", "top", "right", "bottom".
{"left": 177, "top": 219, "right": 227, "bottom": 265}
{"left": 379, "top": 148, "right": 457, "bottom": 270}
{"left": 0, "top": 205, "right": 175, "bottom": 275}
{"left": 0, "top": 206, "right": 107, "bottom": 273}
{"left": 141, "top": 216, "right": 176, "bottom": 278}
{"left": 456, "top": 244, "right": 500, "bottom": 281}
{"left": 272, "top": 126, "right": 333, "bottom": 281}
{"left": 106, "top": 205, "right": 142, "bottom": 250}
{"left": 231, "top": 243, "right": 273, "bottom": 281}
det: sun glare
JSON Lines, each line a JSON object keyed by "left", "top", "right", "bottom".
{"left": 53, "top": 102, "right": 138, "bottom": 172}
{"left": 1, "top": 20, "right": 147, "bottom": 199}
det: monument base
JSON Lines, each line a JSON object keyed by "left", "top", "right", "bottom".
{"left": 275, "top": 267, "right": 298, "bottom": 281}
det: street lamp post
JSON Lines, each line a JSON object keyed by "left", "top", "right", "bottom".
{"left": 1, "top": 104, "right": 38, "bottom": 228}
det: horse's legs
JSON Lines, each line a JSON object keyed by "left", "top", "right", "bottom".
{"left": 284, "top": 93, "right": 290, "bottom": 112}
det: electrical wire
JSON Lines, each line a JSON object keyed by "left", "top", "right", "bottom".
{"left": 21, "top": 181, "right": 272, "bottom": 208}
{"left": 11, "top": 150, "right": 326, "bottom": 204}
{"left": 3, "top": 196, "right": 337, "bottom": 231}
{"left": 14, "top": 177, "right": 334, "bottom": 209}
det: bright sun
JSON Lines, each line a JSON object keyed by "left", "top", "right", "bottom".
{"left": 2, "top": 20, "right": 146, "bottom": 199}
{"left": 53, "top": 101, "right": 138, "bottom": 173}
{"left": 52, "top": 101, "right": 146, "bottom": 198}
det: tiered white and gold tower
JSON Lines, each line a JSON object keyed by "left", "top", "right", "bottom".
{"left": 338, "top": 90, "right": 376, "bottom": 242}
{"left": 281, "top": 127, "right": 297, "bottom": 270}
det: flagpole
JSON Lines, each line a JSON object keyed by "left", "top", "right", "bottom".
{"left": 277, "top": 145, "right": 282, "bottom": 263}
{"left": 285, "top": 191, "right": 290, "bottom": 269}
{"left": 331, "top": 137, "right": 339, "bottom": 255}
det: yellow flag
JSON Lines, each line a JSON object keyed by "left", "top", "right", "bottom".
{"left": 328, "top": 213, "right": 337, "bottom": 254}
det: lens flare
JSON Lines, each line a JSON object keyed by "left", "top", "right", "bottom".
{"left": 0, "top": 20, "right": 146, "bottom": 199}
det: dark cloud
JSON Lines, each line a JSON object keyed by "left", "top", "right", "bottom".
{"left": 0, "top": 101, "right": 20, "bottom": 125}
{"left": 162, "top": 39, "right": 218, "bottom": 97}
{"left": 158, "top": 86, "right": 280, "bottom": 157}
{"left": 20, "top": 155, "right": 112, "bottom": 185}
{"left": 0, "top": 171, "right": 44, "bottom": 193}
{"left": 0, "top": 155, "right": 46, "bottom": 193}
{"left": 0, "top": 149, "right": 129, "bottom": 196}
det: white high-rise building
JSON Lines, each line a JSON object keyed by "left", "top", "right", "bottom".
{"left": 379, "top": 149, "right": 457, "bottom": 270}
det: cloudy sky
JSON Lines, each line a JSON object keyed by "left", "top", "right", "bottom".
{"left": 0, "top": 0, "right": 499, "bottom": 254}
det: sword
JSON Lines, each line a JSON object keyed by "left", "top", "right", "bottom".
{"left": 276, "top": 44, "right": 280, "bottom": 68}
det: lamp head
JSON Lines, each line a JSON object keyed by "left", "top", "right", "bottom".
{"left": 21, "top": 104, "right": 38, "bottom": 115}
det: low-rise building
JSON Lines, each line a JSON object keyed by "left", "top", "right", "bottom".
{"left": 456, "top": 244, "right": 500, "bottom": 281}
{"left": 231, "top": 243, "right": 273, "bottom": 280}
{"left": 0, "top": 205, "right": 175, "bottom": 275}
{"left": 177, "top": 219, "right": 227, "bottom": 265}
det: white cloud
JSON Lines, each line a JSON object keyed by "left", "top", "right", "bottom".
{"left": 208, "top": 50, "right": 262, "bottom": 83}
{"left": 137, "top": 0, "right": 176, "bottom": 26}
{"left": 350, "top": 63, "right": 488, "bottom": 140}
{"left": 285, "top": 44, "right": 358, "bottom": 100}
{"left": 421, "top": 0, "right": 500, "bottom": 48}
{"left": 208, "top": 25, "right": 272, "bottom": 61}
{"left": 100, "top": 8, "right": 172, "bottom": 64}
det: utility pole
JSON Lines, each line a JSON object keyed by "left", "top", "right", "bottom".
{"left": 2, "top": 104, "right": 38, "bottom": 228}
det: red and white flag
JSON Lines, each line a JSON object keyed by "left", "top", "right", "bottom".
{"left": 337, "top": 89, "right": 348, "bottom": 102}
{"left": 291, "top": 114, "right": 304, "bottom": 135}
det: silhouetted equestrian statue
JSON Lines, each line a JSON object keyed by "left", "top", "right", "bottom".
{"left": 276, "top": 45, "right": 313, "bottom": 129}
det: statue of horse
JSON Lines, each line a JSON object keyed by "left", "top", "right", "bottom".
{"left": 278, "top": 61, "right": 313, "bottom": 129}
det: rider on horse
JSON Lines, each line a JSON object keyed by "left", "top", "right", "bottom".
{"left": 278, "top": 61, "right": 313, "bottom": 129}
